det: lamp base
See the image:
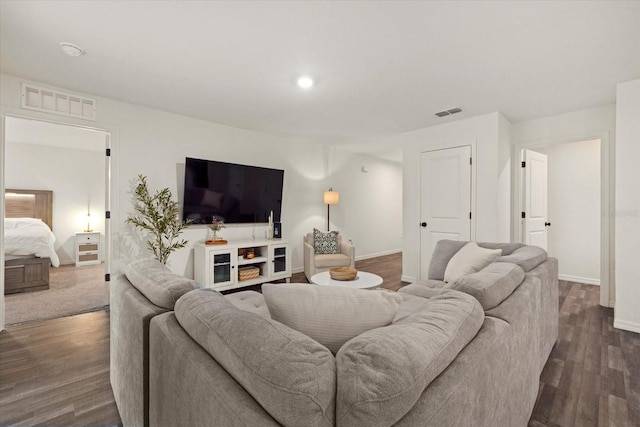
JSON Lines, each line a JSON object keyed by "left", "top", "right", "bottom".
{"left": 84, "top": 229, "right": 93, "bottom": 233}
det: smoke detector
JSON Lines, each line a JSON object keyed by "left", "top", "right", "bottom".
{"left": 60, "top": 42, "right": 84, "bottom": 57}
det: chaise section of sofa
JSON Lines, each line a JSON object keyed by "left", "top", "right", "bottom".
{"left": 398, "top": 240, "right": 559, "bottom": 425}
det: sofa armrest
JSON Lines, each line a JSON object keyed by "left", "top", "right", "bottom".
{"left": 340, "top": 241, "right": 356, "bottom": 268}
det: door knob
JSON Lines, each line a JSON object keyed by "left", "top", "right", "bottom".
{"left": 545, "top": 222, "right": 551, "bottom": 227}
{"left": 420, "top": 222, "right": 427, "bottom": 228}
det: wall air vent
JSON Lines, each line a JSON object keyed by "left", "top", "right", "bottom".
{"left": 21, "top": 83, "right": 96, "bottom": 121}
{"left": 435, "top": 107, "right": 463, "bottom": 118}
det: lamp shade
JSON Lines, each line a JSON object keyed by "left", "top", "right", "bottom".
{"left": 323, "top": 190, "right": 340, "bottom": 205}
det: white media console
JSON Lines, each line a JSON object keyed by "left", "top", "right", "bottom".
{"left": 194, "top": 239, "right": 291, "bottom": 291}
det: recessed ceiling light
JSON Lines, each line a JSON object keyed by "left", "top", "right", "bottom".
{"left": 297, "top": 76, "right": 314, "bottom": 89}
{"left": 60, "top": 42, "right": 84, "bottom": 57}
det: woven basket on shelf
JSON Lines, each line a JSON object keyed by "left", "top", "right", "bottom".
{"left": 238, "top": 266, "right": 260, "bottom": 281}
{"left": 329, "top": 267, "right": 358, "bottom": 281}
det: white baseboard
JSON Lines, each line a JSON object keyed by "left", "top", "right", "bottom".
{"left": 558, "top": 274, "right": 600, "bottom": 286}
{"left": 401, "top": 275, "right": 417, "bottom": 283}
{"left": 292, "top": 266, "right": 304, "bottom": 274}
{"left": 613, "top": 318, "right": 640, "bottom": 334}
{"left": 354, "top": 249, "right": 402, "bottom": 261}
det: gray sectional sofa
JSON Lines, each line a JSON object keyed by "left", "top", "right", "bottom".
{"left": 110, "top": 240, "right": 558, "bottom": 427}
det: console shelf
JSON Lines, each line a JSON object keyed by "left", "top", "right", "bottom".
{"left": 194, "top": 239, "right": 290, "bottom": 291}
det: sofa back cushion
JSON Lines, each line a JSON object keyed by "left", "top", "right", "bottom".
{"left": 429, "top": 240, "right": 524, "bottom": 280}
{"left": 335, "top": 290, "right": 484, "bottom": 427}
{"left": 444, "top": 262, "right": 525, "bottom": 310}
{"left": 125, "top": 259, "right": 198, "bottom": 310}
{"left": 175, "top": 289, "right": 336, "bottom": 427}
{"left": 497, "top": 245, "right": 548, "bottom": 272}
{"left": 262, "top": 283, "right": 403, "bottom": 354}
{"left": 443, "top": 242, "right": 502, "bottom": 283}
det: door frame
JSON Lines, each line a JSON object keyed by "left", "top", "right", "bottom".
{"left": 0, "top": 106, "right": 119, "bottom": 331}
{"left": 418, "top": 143, "right": 476, "bottom": 280}
{"left": 511, "top": 131, "right": 613, "bottom": 307}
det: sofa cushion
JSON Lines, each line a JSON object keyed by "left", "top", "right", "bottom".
{"left": 175, "top": 289, "right": 336, "bottom": 427}
{"left": 225, "top": 290, "right": 271, "bottom": 319}
{"left": 443, "top": 242, "right": 502, "bottom": 283}
{"left": 313, "top": 228, "right": 340, "bottom": 254}
{"left": 125, "top": 259, "right": 198, "bottom": 310}
{"left": 335, "top": 290, "right": 484, "bottom": 427}
{"left": 262, "top": 283, "right": 403, "bottom": 354}
{"left": 497, "top": 245, "right": 548, "bottom": 272}
{"left": 444, "top": 262, "right": 525, "bottom": 310}
{"left": 314, "top": 253, "right": 352, "bottom": 268}
{"left": 397, "top": 282, "right": 445, "bottom": 299}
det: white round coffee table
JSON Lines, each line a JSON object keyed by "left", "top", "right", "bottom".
{"left": 310, "top": 271, "right": 383, "bottom": 289}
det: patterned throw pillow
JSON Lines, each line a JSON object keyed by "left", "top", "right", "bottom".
{"left": 313, "top": 228, "right": 340, "bottom": 254}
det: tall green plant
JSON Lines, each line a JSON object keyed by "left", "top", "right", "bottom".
{"left": 126, "top": 175, "right": 191, "bottom": 264}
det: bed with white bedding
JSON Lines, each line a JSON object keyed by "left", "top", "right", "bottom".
{"left": 4, "top": 189, "right": 56, "bottom": 294}
{"left": 5, "top": 218, "right": 60, "bottom": 267}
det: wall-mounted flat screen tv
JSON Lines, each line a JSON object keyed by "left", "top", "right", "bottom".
{"left": 183, "top": 157, "right": 284, "bottom": 224}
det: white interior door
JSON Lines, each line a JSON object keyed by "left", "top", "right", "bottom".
{"left": 522, "top": 149, "right": 548, "bottom": 249}
{"left": 420, "top": 146, "right": 472, "bottom": 279}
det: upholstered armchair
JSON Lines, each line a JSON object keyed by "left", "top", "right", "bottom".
{"left": 303, "top": 231, "right": 355, "bottom": 281}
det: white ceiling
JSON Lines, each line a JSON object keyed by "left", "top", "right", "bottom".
{"left": 1, "top": 1, "right": 639, "bottom": 162}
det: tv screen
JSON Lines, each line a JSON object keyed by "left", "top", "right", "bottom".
{"left": 183, "top": 157, "right": 284, "bottom": 224}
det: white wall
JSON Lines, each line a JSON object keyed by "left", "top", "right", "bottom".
{"left": 614, "top": 78, "right": 640, "bottom": 333}
{"left": 536, "top": 140, "right": 600, "bottom": 284}
{"left": 4, "top": 141, "right": 105, "bottom": 264}
{"left": 398, "top": 112, "right": 510, "bottom": 282}
{"left": 0, "top": 73, "right": 402, "bottom": 279}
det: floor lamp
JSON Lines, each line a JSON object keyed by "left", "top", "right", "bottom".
{"left": 323, "top": 188, "right": 339, "bottom": 231}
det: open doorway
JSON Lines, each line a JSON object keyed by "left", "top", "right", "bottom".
{"left": 515, "top": 134, "right": 613, "bottom": 307}
{"left": 2, "top": 116, "right": 110, "bottom": 325}
{"left": 533, "top": 140, "right": 601, "bottom": 285}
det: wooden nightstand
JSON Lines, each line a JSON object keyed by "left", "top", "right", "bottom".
{"left": 76, "top": 231, "right": 101, "bottom": 267}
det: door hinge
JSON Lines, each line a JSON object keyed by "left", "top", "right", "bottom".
{"left": 469, "top": 212, "right": 472, "bottom": 220}
{"left": 521, "top": 212, "right": 526, "bottom": 219}
{"left": 105, "top": 273, "right": 111, "bottom": 282}
{"left": 469, "top": 157, "right": 472, "bottom": 165}
{"left": 105, "top": 210, "right": 111, "bottom": 219}
{"left": 106, "top": 148, "right": 111, "bottom": 156}
{"left": 521, "top": 161, "right": 526, "bottom": 168}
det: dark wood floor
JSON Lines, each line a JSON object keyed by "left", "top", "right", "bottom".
{"left": 529, "top": 280, "right": 640, "bottom": 427}
{"left": 1, "top": 252, "right": 638, "bottom": 426}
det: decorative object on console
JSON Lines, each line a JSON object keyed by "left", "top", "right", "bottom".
{"left": 126, "top": 174, "right": 191, "bottom": 264}
{"left": 273, "top": 221, "right": 282, "bottom": 238}
{"left": 267, "top": 210, "right": 274, "bottom": 239}
{"left": 323, "top": 187, "right": 339, "bottom": 231}
{"left": 329, "top": 267, "right": 357, "bottom": 281}
{"left": 207, "top": 219, "right": 225, "bottom": 240}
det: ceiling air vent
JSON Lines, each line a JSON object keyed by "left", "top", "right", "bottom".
{"left": 21, "top": 83, "right": 96, "bottom": 121}
{"left": 435, "top": 107, "right": 463, "bottom": 118}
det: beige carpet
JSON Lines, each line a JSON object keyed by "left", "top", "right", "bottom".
{"left": 4, "top": 263, "right": 107, "bottom": 325}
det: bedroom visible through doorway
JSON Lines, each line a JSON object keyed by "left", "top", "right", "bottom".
{"left": 2, "top": 116, "right": 109, "bottom": 325}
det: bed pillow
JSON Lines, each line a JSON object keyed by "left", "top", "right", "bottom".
{"left": 443, "top": 242, "right": 502, "bottom": 283}
{"left": 262, "top": 283, "right": 403, "bottom": 354}
{"left": 313, "top": 228, "right": 340, "bottom": 254}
